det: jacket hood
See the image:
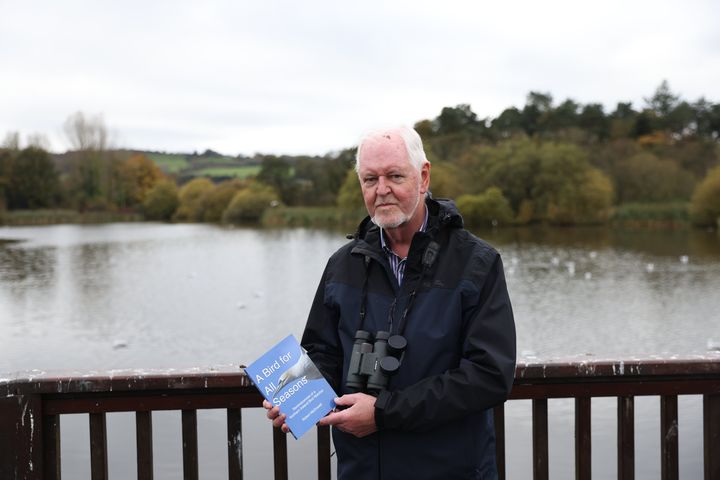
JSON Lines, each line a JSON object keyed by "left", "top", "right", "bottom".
{"left": 352, "top": 195, "right": 464, "bottom": 241}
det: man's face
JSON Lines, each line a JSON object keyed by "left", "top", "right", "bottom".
{"left": 357, "top": 134, "right": 429, "bottom": 230}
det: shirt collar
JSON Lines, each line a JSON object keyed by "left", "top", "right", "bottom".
{"left": 379, "top": 206, "right": 429, "bottom": 258}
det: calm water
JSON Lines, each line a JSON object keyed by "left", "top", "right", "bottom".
{"left": 2, "top": 223, "right": 719, "bottom": 479}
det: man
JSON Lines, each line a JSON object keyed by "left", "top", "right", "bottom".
{"left": 265, "top": 126, "right": 516, "bottom": 479}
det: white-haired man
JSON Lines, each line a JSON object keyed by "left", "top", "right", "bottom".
{"left": 265, "top": 127, "right": 516, "bottom": 479}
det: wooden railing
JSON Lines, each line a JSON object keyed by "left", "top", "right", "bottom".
{"left": 1, "top": 357, "right": 719, "bottom": 480}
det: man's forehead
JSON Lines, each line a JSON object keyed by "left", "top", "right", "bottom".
{"left": 359, "top": 132, "right": 408, "bottom": 166}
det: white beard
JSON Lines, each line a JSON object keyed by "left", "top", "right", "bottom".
{"left": 371, "top": 190, "right": 420, "bottom": 229}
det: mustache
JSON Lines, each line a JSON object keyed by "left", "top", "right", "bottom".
{"left": 374, "top": 197, "right": 398, "bottom": 207}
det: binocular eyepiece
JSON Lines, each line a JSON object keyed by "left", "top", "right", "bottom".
{"left": 345, "top": 330, "right": 407, "bottom": 395}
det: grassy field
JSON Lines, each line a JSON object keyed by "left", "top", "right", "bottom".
{"left": 146, "top": 153, "right": 190, "bottom": 173}
{"left": 146, "top": 152, "right": 260, "bottom": 179}
{"left": 194, "top": 165, "right": 261, "bottom": 178}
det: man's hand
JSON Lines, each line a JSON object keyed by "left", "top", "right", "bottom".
{"left": 263, "top": 399, "right": 290, "bottom": 434}
{"left": 318, "top": 393, "right": 377, "bottom": 438}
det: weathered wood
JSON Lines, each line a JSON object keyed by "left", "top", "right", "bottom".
{"left": 704, "top": 394, "right": 720, "bottom": 480}
{"left": 660, "top": 395, "right": 678, "bottom": 480}
{"left": 136, "top": 411, "right": 153, "bottom": 480}
{"left": 181, "top": 410, "right": 199, "bottom": 480}
{"left": 227, "top": 408, "right": 243, "bottom": 480}
{"left": 45, "top": 390, "right": 263, "bottom": 415}
{"left": 617, "top": 396, "right": 634, "bottom": 480}
{"left": 575, "top": 397, "right": 591, "bottom": 480}
{"left": 494, "top": 404, "right": 506, "bottom": 480}
{"left": 43, "top": 413, "right": 61, "bottom": 480}
{"left": 532, "top": 399, "right": 549, "bottom": 480}
{"left": 0, "top": 395, "right": 44, "bottom": 480}
{"left": 272, "top": 427, "right": 288, "bottom": 480}
{"left": 511, "top": 378, "right": 720, "bottom": 400}
{"left": 317, "top": 425, "right": 331, "bottom": 480}
{"left": 89, "top": 412, "right": 108, "bottom": 480}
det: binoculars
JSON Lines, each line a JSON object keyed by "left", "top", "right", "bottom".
{"left": 345, "top": 330, "right": 407, "bottom": 395}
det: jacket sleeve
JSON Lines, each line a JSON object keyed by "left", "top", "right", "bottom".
{"left": 300, "top": 262, "right": 344, "bottom": 392}
{"left": 374, "top": 251, "right": 517, "bottom": 432}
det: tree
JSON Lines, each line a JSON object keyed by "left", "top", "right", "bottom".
{"left": 689, "top": 165, "right": 720, "bottom": 227}
{"left": 143, "top": 179, "right": 179, "bottom": 221}
{"left": 613, "top": 152, "right": 695, "bottom": 203}
{"left": 427, "top": 162, "right": 463, "bottom": 200}
{"left": 545, "top": 99, "right": 579, "bottom": 132}
{"left": 456, "top": 187, "right": 514, "bottom": 227}
{"left": 490, "top": 107, "right": 524, "bottom": 138}
{"left": 434, "top": 104, "right": 479, "bottom": 135}
{"left": 336, "top": 169, "right": 364, "bottom": 211}
{"left": 62, "top": 112, "right": 113, "bottom": 209}
{"left": 521, "top": 91, "right": 553, "bottom": 136}
{"left": 609, "top": 102, "right": 637, "bottom": 139}
{"left": 117, "top": 154, "right": 164, "bottom": 207}
{"left": 644, "top": 80, "right": 679, "bottom": 118}
{"left": 578, "top": 103, "right": 609, "bottom": 140}
{"left": 2, "top": 132, "right": 20, "bottom": 150}
{"left": 198, "top": 180, "right": 244, "bottom": 222}
{"left": 257, "top": 156, "right": 292, "bottom": 203}
{"left": 63, "top": 111, "right": 108, "bottom": 151}
{"left": 222, "top": 182, "right": 279, "bottom": 224}
{"left": 174, "top": 177, "right": 214, "bottom": 221}
{"left": 459, "top": 140, "right": 614, "bottom": 224}
{"left": 5, "top": 147, "right": 61, "bottom": 209}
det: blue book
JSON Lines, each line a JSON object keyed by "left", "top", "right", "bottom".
{"left": 245, "top": 334, "right": 337, "bottom": 439}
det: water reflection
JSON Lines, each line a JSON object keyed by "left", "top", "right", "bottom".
{"left": 0, "top": 244, "right": 56, "bottom": 286}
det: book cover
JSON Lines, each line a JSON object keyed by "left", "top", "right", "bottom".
{"left": 244, "top": 334, "right": 337, "bottom": 439}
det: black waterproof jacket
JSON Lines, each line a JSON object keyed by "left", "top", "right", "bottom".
{"left": 301, "top": 197, "right": 516, "bottom": 480}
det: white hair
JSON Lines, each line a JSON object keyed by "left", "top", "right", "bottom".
{"left": 355, "top": 126, "right": 429, "bottom": 173}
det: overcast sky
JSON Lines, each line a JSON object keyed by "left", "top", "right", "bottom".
{"left": 2, "top": 0, "right": 719, "bottom": 156}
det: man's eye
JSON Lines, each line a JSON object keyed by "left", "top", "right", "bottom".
{"left": 390, "top": 175, "right": 404, "bottom": 182}
{"left": 363, "top": 177, "right": 377, "bottom": 186}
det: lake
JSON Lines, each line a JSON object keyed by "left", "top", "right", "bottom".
{"left": 1, "top": 223, "right": 719, "bottom": 479}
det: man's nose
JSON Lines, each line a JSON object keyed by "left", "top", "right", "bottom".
{"left": 376, "top": 176, "right": 391, "bottom": 195}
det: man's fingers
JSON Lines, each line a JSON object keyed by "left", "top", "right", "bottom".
{"left": 318, "top": 411, "right": 343, "bottom": 426}
{"left": 334, "top": 394, "right": 357, "bottom": 407}
{"left": 272, "top": 413, "right": 286, "bottom": 428}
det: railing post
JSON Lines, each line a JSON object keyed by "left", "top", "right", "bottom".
{"left": 227, "top": 408, "right": 243, "bottom": 480}
{"left": 136, "top": 411, "right": 154, "bottom": 480}
{"left": 181, "top": 410, "right": 199, "bottom": 480}
{"left": 704, "top": 394, "right": 720, "bottom": 480}
{"left": 617, "top": 396, "right": 635, "bottom": 480}
{"left": 272, "top": 427, "right": 289, "bottom": 480}
{"left": 575, "top": 397, "right": 591, "bottom": 480}
{"left": 317, "top": 425, "right": 331, "bottom": 480}
{"left": 660, "top": 395, "right": 678, "bottom": 480}
{"left": 43, "top": 413, "right": 61, "bottom": 480}
{"left": 89, "top": 412, "right": 109, "bottom": 480}
{"left": 532, "top": 399, "right": 549, "bottom": 480}
{"left": 0, "top": 394, "right": 44, "bottom": 480}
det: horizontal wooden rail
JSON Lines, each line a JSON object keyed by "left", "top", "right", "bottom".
{"left": 1, "top": 356, "right": 719, "bottom": 479}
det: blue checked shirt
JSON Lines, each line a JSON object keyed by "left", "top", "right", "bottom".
{"left": 379, "top": 208, "right": 429, "bottom": 286}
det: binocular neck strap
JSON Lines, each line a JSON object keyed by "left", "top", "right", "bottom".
{"left": 358, "top": 256, "right": 371, "bottom": 332}
{"left": 397, "top": 241, "right": 440, "bottom": 336}
{"left": 357, "top": 241, "right": 440, "bottom": 336}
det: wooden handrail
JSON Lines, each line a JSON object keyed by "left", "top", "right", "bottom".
{"left": 1, "top": 356, "right": 719, "bottom": 480}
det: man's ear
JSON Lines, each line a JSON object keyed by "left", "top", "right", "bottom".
{"left": 419, "top": 162, "right": 431, "bottom": 194}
